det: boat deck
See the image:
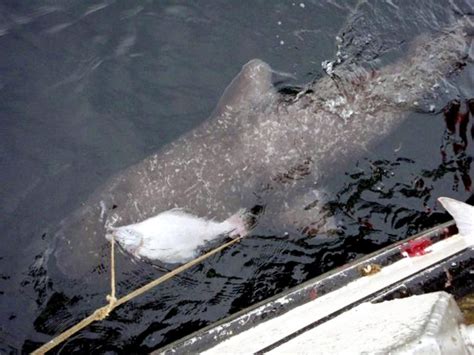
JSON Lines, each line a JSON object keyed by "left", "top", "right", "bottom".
{"left": 156, "top": 222, "right": 474, "bottom": 354}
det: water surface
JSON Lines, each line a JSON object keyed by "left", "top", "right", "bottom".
{"left": 0, "top": 0, "right": 473, "bottom": 353}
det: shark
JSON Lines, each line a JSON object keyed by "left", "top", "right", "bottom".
{"left": 50, "top": 19, "right": 472, "bottom": 277}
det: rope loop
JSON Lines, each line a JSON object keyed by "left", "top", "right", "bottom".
{"left": 32, "top": 234, "right": 244, "bottom": 354}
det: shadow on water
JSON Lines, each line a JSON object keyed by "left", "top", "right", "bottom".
{"left": 0, "top": 0, "right": 473, "bottom": 353}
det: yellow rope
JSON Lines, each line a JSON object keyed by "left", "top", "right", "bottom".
{"left": 32, "top": 235, "right": 243, "bottom": 354}
{"left": 108, "top": 235, "right": 117, "bottom": 304}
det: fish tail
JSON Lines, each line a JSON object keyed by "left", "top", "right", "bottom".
{"left": 225, "top": 206, "right": 264, "bottom": 238}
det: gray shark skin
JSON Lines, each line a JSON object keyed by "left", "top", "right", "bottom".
{"left": 51, "top": 20, "right": 471, "bottom": 278}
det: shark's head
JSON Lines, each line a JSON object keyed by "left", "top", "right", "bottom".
{"left": 106, "top": 227, "right": 143, "bottom": 255}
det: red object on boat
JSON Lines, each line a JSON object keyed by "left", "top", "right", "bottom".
{"left": 308, "top": 288, "right": 318, "bottom": 300}
{"left": 401, "top": 238, "right": 432, "bottom": 257}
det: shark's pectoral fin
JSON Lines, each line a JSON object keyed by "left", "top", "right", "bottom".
{"left": 212, "top": 59, "right": 276, "bottom": 117}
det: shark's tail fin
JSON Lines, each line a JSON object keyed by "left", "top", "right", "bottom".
{"left": 438, "top": 197, "right": 474, "bottom": 238}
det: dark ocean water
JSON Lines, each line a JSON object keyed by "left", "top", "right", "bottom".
{"left": 0, "top": 0, "right": 473, "bottom": 353}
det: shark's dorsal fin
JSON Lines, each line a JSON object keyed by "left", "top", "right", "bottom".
{"left": 212, "top": 59, "right": 275, "bottom": 117}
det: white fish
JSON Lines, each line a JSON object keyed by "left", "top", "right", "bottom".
{"left": 438, "top": 197, "right": 474, "bottom": 240}
{"left": 106, "top": 209, "right": 248, "bottom": 263}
